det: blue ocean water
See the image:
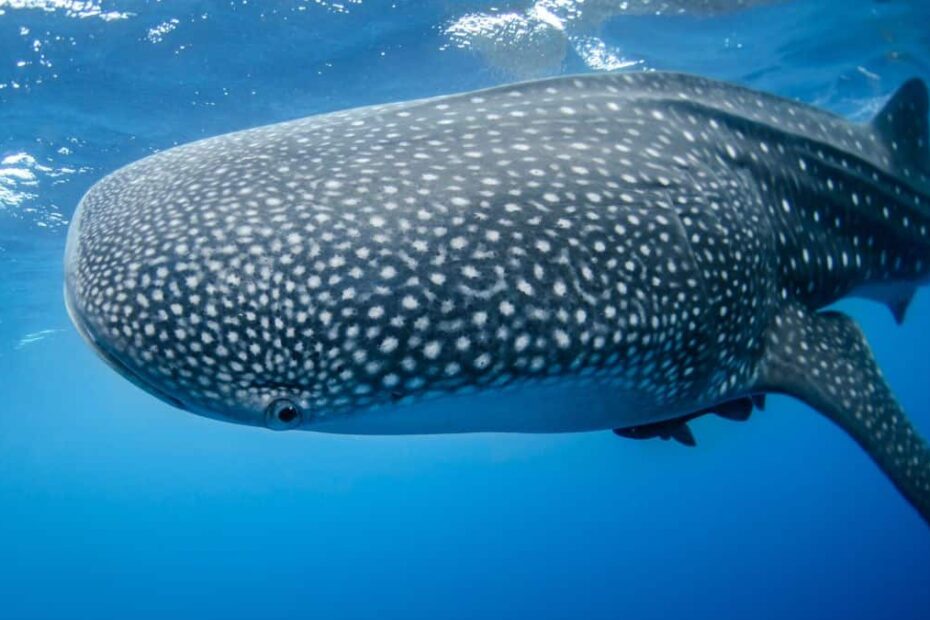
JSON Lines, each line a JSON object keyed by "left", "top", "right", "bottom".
{"left": 1, "top": 0, "right": 929, "bottom": 618}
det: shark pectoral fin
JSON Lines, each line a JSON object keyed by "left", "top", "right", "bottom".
{"left": 756, "top": 305, "right": 930, "bottom": 524}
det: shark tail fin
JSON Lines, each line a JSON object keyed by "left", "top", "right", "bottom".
{"left": 757, "top": 305, "right": 930, "bottom": 525}
{"left": 871, "top": 78, "right": 929, "bottom": 182}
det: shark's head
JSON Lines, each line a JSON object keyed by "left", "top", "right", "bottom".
{"left": 65, "top": 205, "right": 308, "bottom": 432}
{"left": 62, "top": 135, "right": 400, "bottom": 432}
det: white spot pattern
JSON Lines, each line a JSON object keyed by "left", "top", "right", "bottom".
{"left": 64, "top": 71, "right": 930, "bottom": 434}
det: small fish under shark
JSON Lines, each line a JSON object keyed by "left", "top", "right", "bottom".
{"left": 64, "top": 71, "right": 930, "bottom": 523}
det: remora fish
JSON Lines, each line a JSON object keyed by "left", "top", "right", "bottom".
{"left": 64, "top": 72, "right": 930, "bottom": 522}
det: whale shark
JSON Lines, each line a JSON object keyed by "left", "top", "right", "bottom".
{"left": 64, "top": 72, "right": 930, "bottom": 523}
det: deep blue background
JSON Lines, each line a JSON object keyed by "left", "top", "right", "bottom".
{"left": 1, "top": 1, "right": 928, "bottom": 618}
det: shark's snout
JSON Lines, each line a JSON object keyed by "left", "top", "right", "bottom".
{"left": 62, "top": 162, "right": 321, "bottom": 429}
{"left": 64, "top": 201, "right": 189, "bottom": 413}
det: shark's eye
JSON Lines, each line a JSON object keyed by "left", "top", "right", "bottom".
{"left": 265, "top": 399, "right": 303, "bottom": 430}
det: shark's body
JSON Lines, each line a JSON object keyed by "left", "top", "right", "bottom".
{"left": 65, "top": 72, "right": 930, "bottom": 522}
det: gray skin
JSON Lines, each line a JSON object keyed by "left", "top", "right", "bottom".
{"left": 65, "top": 72, "right": 930, "bottom": 522}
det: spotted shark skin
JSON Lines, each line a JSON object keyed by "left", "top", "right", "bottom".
{"left": 64, "top": 72, "right": 930, "bottom": 522}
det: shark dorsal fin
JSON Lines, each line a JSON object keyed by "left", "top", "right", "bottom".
{"left": 871, "top": 78, "right": 929, "bottom": 181}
